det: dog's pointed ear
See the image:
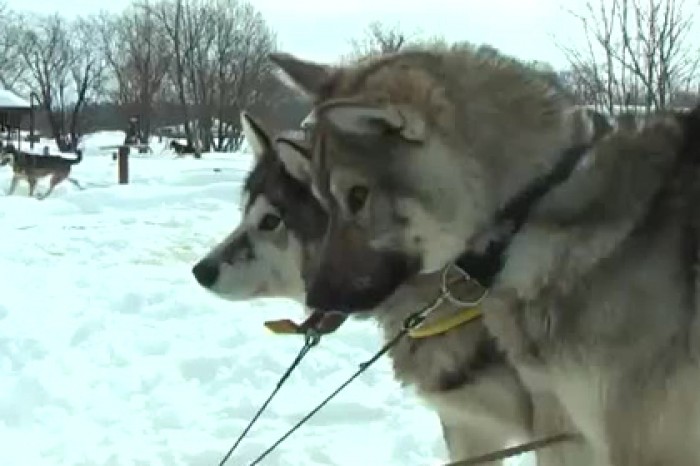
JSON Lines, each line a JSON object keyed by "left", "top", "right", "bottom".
{"left": 276, "top": 137, "right": 312, "bottom": 184}
{"left": 269, "top": 52, "right": 333, "bottom": 98}
{"left": 317, "top": 100, "right": 426, "bottom": 142}
{"left": 240, "top": 111, "right": 272, "bottom": 161}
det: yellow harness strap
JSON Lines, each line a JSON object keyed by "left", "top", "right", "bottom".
{"left": 408, "top": 306, "right": 483, "bottom": 339}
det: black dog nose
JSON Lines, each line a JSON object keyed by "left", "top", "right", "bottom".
{"left": 192, "top": 259, "right": 220, "bottom": 288}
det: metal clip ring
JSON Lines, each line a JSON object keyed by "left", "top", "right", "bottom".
{"left": 440, "top": 262, "right": 489, "bottom": 308}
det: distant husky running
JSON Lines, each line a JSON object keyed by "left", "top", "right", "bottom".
{"left": 170, "top": 140, "right": 197, "bottom": 156}
{"left": 269, "top": 44, "right": 700, "bottom": 466}
{"left": 191, "top": 112, "right": 597, "bottom": 465}
{"left": 0, "top": 144, "right": 83, "bottom": 199}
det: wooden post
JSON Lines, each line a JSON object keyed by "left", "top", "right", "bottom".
{"left": 29, "top": 92, "right": 37, "bottom": 151}
{"left": 118, "top": 145, "right": 129, "bottom": 184}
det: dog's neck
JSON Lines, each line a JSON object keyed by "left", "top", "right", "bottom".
{"left": 441, "top": 105, "right": 595, "bottom": 290}
{"left": 460, "top": 141, "right": 592, "bottom": 288}
{"left": 485, "top": 105, "right": 595, "bottom": 213}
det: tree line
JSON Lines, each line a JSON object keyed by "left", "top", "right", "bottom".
{"left": 0, "top": 0, "right": 697, "bottom": 154}
{"left": 0, "top": 0, "right": 310, "bottom": 153}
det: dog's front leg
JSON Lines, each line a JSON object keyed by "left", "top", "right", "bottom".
{"left": 6, "top": 176, "right": 18, "bottom": 195}
{"left": 27, "top": 177, "right": 37, "bottom": 197}
{"left": 530, "top": 392, "right": 604, "bottom": 466}
{"left": 480, "top": 290, "right": 539, "bottom": 364}
{"left": 37, "top": 174, "right": 63, "bottom": 200}
{"left": 36, "top": 187, "right": 50, "bottom": 200}
{"left": 429, "top": 366, "right": 534, "bottom": 465}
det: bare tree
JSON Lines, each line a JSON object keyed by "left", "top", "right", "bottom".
{"left": 150, "top": 0, "right": 276, "bottom": 154}
{"left": 617, "top": 0, "right": 699, "bottom": 109}
{"left": 0, "top": 3, "right": 26, "bottom": 92}
{"left": 69, "top": 17, "right": 108, "bottom": 146}
{"left": 14, "top": 13, "right": 105, "bottom": 150}
{"left": 209, "top": 0, "right": 242, "bottom": 149}
{"left": 561, "top": 1, "right": 629, "bottom": 114}
{"left": 560, "top": 0, "right": 700, "bottom": 115}
{"left": 100, "top": 2, "right": 172, "bottom": 142}
{"left": 16, "top": 13, "right": 73, "bottom": 149}
{"left": 0, "top": 0, "right": 289, "bottom": 151}
{"left": 347, "top": 21, "right": 408, "bottom": 60}
{"left": 181, "top": 0, "right": 217, "bottom": 152}
{"left": 558, "top": 68, "right": 601, "bottom": 105}
{"left": 208, "top": 1, "right": 277, "bottom": 151}
{"left": 151, "top": 0, "right": 198, "bottom": 152}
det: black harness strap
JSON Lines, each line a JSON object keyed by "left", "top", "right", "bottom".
{"left": 458, "top": 105, "right": 700, "bottom": 288}
{"left": 455, "top": 143, "right": 592, "bottom": 287}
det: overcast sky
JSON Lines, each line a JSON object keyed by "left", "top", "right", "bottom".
{"left": 0, "top": 0, "right": 674, "bottom": 70}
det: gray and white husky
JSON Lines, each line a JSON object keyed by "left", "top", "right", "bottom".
{"left": 191, "top": 115, "right": 325, "bottom": 304}
{"left": 191, "top": 112, "right": 590, "bottom": 465}
{"left": 268, "top": 44, "right": 700, "bottom": 466}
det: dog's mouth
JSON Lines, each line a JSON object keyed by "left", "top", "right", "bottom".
{"left": 305, "top": 218, "right": 420, "bottom": 314}
{"left": 310, "top": 251, "right": 418, "bottom": 313}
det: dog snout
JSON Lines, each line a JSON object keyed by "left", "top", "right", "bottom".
{"left": 192, "top": 258, "right": 220, "bottom": 288}
{"left": 306, "top": 277, "right": 341, "bottom": 313}
{"left": 305, "top": 220, "right": 420, "bottom": 313}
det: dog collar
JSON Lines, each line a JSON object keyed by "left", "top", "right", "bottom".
{"left": 407, "top": 305, "right": 482, "bottom": 339}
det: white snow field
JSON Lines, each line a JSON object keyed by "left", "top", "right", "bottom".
{"left": 0, "top": 132, "right": 532, "bottom": 466}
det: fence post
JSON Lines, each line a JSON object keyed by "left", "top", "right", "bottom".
{"left": 118, "top": 145, "right": 129, "bottom": 184}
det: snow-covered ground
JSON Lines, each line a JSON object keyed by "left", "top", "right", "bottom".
{"left": 0, "top": 131, "right": 532, "bottom": 466}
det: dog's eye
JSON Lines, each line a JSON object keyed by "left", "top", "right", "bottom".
{"left": 347, "top": 185, "right": 369, "bottom": 214}
{"left": 259, "top": 213, "right": 282, "bottom": 231}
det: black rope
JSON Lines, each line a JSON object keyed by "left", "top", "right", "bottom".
{"left": 247, "top": 315, "right": 424, "bottom": 466}
{"left": 217, "top": 331, "right": 321, "bottom": 466}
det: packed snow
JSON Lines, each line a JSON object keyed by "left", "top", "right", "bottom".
{"left": 0, "top": 131, "right": 532, "bottom": 466}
